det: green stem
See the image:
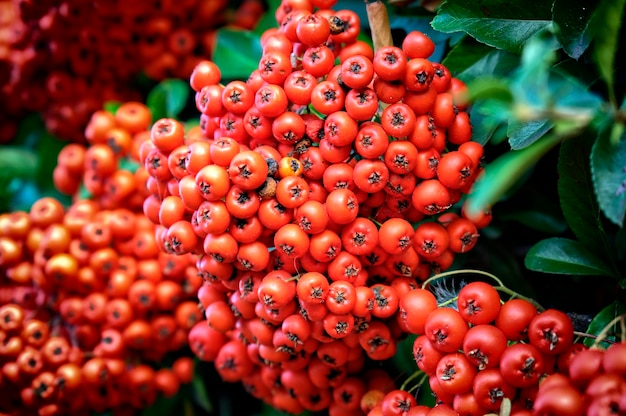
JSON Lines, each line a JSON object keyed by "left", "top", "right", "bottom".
{"left": 400, "top": 370, "right": 426, "bottom": 392}
{"left": 421, "top": 268, "right": 505, "bottom": 289}
{"left": 591, "top": 314, "right": 626, "bottom": 349}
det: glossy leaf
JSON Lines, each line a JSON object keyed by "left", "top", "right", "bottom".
{"left": 431, "top": 0, "right": 553, "bottom": 54}
{"left": 213, "top": 28, "right": 263, "bottom": 82}
{"left": 589, "top": 0, "right": 626, "bottom": 101}
{"left": 583, "top": 301, "right": 626, "bottom": 348}
{"left": 558, "top": 134, "right": 611, "bottom": 258}
{"left": 453, "top": 47, "right": 520, "bottom": 82}
{"left": 464, "top": 134, "right": 562, "bottom": 217}
{"left": 147, "top": 79, "right": 190, "bottom": 121}
{"left": 525, "top": 237, "right": 615, "bottom": 277}
{"left": 591, "top": 124, "right": 626, "bottom": 226}
{"left": 507, "top": 119, "right": 553, "bottom": 150}
{"left": 552, "top": 0, "right": 594, "bottom": 59}
{"left": 500, "top": 209, "right": 568, "bottom": 234}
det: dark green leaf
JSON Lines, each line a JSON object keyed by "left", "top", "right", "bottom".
{"left": 507, "top": 119, "right": 553, "bottom": 150}
{"left": 591, "top": 124, "right": 626, "bottom": 226}
{"left": 552, "top": 0, "right": 594, "bottom": 59}
{"left": 467, "top": 78, "right": 513, "bottom": 103}
{"left": 467, "top": 103, "right": 505, "bottom": 146}
{"left": 525, "top": 237, "right": 615, "bottom": 276}
{"left": 391, "top": 334, "right": 417, "bottom": 375}
{"left": 442, "top": 38, "right": 494, "bottom": 75}
{"left": 589, "top": 0, "right": 626, "bottom": 101}
{"left": 559, "top": 134, "right": 611, "bottom": 258}
{"left": 253, "top": 0, "right": 280, "bottom": 34}
{"left": 500, "top": 209, "right": 568, "bottom": 234}
{"left": 147, "top": 79, "right": 190, "bottom": 121}
{"left": 583, "top": 301, "right": 626, "bottom": 348}
{"left": 13, "top": 114, "right": 46, "bottom": 149}
{"left": 141, "top": 393, "right": 183, "bottom": 416}
{"left": 191, "top": 363, "right": 213, "bottom": 413}
{"left": 455, "top": 48, "right": 520, "bottom": 82}
{"left": 213, "top": 28, "right": 263, "bottom": 82}
{"left": 104, "top": 101, "right": 122, "bottom": 115}
{"left": 0, "top": 147, "right": 39, "bottom": 180}
{"left": 464, "top": 134, "right": 562, "bottom": 217}
{"left": 431, "top": 0, "right": 553, "bottom": 54}
{"left": 34, "top": 130, "right": 66, "bottom": 194}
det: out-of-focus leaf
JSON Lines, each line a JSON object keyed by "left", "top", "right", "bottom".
{"left": 214, "top": 28, "right": 263, "bottom": 82}
{"left": 525, "top": 237, "right": 616, "bottom": 277}
{"left": 467, "top": 78, "right": 513, "bottom": 103}
{"left": 591, "top": 124, "right": 626, "bottom": 227}
{"left": 253, "top": 0, "right": 280, "bottom": 34}
{"left": 141, "top": 393, "right": 183, "bottom": 416}
{"left": 147, "top": 79, "right": 190, "bottom": 121}
{"left": 552, "top": 0, "right": 594, "bottom": 59}
{"left": 431, "top": 0, "right": 553, "bottom": 54}
{"left": 588, "top": 0, "right": 626, "bottom": 102}
{"left": 559, "top": 134, "right": 612, "bottom": 259}
{"left": 0, "top": 147, "right": 38, "bottom": 180}
{"left": 465, "top": 134, "right": 561, "bottom": 217}
{"left": 104, "top": 101, "right": 122, "bottom": 115}
{"left": 391, "top": 334, "right": 417, "bottom": 376}
{"left": 191, "top": 364, "right": 213, "bottom": 414}
{"left": 583, "top": 301, "right": 626, "bottom": 348}
{"left": 507, "top": 119, "right": 553, "bottom": 150}
{"left": 467, "top": 103, "right": 505, "bottom": 146}
{"left": 455, "top": 48, "right": 520, "bottom": 82}
{"left": 500, "top": 210, "right": 568, "bottom": 234}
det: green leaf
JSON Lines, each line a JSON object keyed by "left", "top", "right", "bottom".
{"left": 147, "top": 79, "right": 190, "bottom": 121}
{"left": 500, "top": 210, "right": 568, "bottom": 234}
{"left": 591, "top": 124, "right": 626, "bottom": 226}
{"left": 558, "top": 134, "right": 611, "bottom": 258}
{"left": 104, "top": 101, "right": 122, "bottom": 115}
{"left": 552, "top": 0, "right": 594, "bottom": 59}
{"left": 465, "top": 133, "right": 562, "bottom": 217}
{"left": 525, "top": 237, "right": 615, "bottom": 276}
{"left": 213, "top": 28, "right": 263, "bottom": 82}
{"left": 467, "top": 103, "right": 506, "bottom": 146}
{"left": 0, "top": 147, "right": 39, "bottom": 180}
{"left": 583, "top": 301, "right": 626, "bottom": 348}
{"left": 141, "top": 393, "right": 183, "bottom": 416}
{"left": 454, "top": 47, "right": 520, "bottom": 82}
{"left": 431, "top": 0, "right": 553, "bottom": 54}
{"left": 507, "top": 119, "right": 553, "bottom": 150}
{"left": 253, "top": 0, "right": 280, "bottom": 34}
{"left": 589, "top": 0, "right": 626, "bottom": 102}
{"left": 190, "top": 363, "right": 212, "bottom": 413}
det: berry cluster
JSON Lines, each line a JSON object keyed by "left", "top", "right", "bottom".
{"left": 357, "top": 280, "right": 590, "bottom": 415}
{"left": 0, "top": 103, "right": 204, "bottom": 415}
{"left": 139, "top": 0, "right": 490, "bottom": 413}
{"left": 535, "top": 341, "right": 626, "bottom": 416}
{"left": 0, "top": 0, "right": 263, "bottom": 143}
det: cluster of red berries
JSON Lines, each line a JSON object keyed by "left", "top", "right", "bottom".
{"left": 534, "top": 340, "right": 626, "bottom": 416}
{"left": 137, "top": 0, "right": 492, "bottom": 413}
{"left": 0, "top": 0, "right": 264, "bottom": 143}
{"left": 0, "top": 302, "right": 196, "bottom": 416}
{"left": 357, "top": 280, "right": 612, "bottom": 416}
{"left": 0, "top": 103, "right": 205, "bottom": 415}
